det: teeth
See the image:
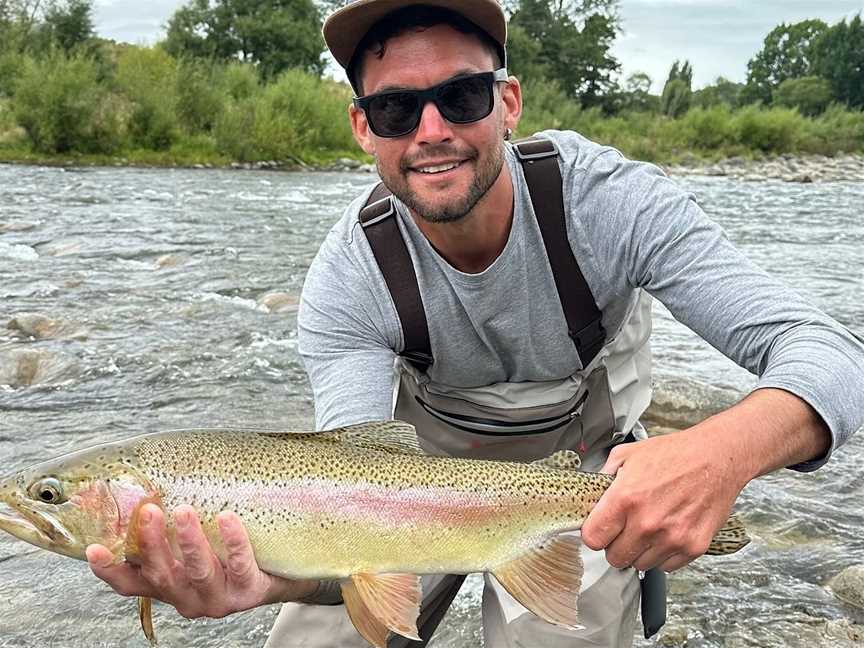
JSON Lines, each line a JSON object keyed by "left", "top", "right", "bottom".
{"left": 417, "top": 162, "right": 459, "bottom": 174}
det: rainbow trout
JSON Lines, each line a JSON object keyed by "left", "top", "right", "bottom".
{"left": 0, "top": 422, "right": 749, "bottom": 646}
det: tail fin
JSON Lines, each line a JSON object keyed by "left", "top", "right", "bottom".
{"left": 707, "top": 514, "right": 750, "bottom": 555}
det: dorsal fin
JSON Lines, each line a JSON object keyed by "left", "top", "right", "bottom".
{"left": 257, "top": 421, "right": 424, "bottom": 456}
{"left": 533, "top": 449, "right": 582, "bottom": 471}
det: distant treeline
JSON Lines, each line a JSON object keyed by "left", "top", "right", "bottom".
{"left": 0, "top": 0, "right": 862, "bottom": 165}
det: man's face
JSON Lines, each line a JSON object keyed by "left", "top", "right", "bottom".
{"left": 350, "top": 24, "right": 521, "bottom": 224}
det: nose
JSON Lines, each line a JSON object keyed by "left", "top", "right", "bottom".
{"left": 414, "top": 99, "right": 454, "bottom": 144}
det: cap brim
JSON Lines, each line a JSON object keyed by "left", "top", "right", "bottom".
{"left": 323, "top": 0, "right": 507, "bottom": 70}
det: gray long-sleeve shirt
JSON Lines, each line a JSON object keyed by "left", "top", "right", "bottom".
{"left": 298, "top": 129, "right": 864, "bottom": 471}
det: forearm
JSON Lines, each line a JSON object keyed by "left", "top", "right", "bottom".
{"left": 711, "top": 387, "right": 830, "bottom": 485}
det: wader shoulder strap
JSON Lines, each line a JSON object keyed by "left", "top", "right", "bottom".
{"left": 513, "top": 136, "right": 607, "bottom": 367}
{"left": 358, "top": 135, "right": 607, "bottom": 372}
{"left": 358, "top": 183, "right": 433, "bottom": 373}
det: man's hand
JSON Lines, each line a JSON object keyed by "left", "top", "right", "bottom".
{"left": 86, "top": 504, "right": 319, "bottom": 619}
{"left": 581, "top": 426, "right": 746, "bottom": 573}
{"left": 581, "top": 388, "right": 830, "bottom": 573}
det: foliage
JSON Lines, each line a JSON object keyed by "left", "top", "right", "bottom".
{"left": 163, "top": 0, "right": 326, "bottom": 78}
{"left": 660, "top": 79, "right": 690, "bottom": 118}
{"left": 175, "top": 60, "right": 226, "bottom": 133}
{"left": 693, "top": 77, "right": 744, "bottom": 109}
{"left": 745, "top": 19, "right": 827, "bottom": 105}
{"left": 732, "top": 105, "right": 803, "bottom": 153}
{"left": 41, "top": 0, "right": 94, "bottom": 52}
{"left": 215, "top": 68, "right": 354, "bottom": 162}
{"left": 113, "top": 46, "right": 179, "bottom": 149}
{"left": 811, "top": 14, "right": 864, "bottom": 109}
{"left": 12, "top": 51, "right": 121, "bottom": 153}
{"left": 774, "top": 76, "right": 833, "bottom": 116}
{"left": 508, "top": 0, "right": 620, "bottom": 107}
{"left": 660, "top": 61, "right": 692, "bottom": 117}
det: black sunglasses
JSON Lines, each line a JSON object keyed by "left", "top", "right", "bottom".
{"left": 354, "top": 68, "right": 509, "bottom": 138}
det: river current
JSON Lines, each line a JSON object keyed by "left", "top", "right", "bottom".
{"left": 0, "top": 163, "right": 862, "bottom": 648}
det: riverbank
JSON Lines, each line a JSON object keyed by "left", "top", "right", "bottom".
{"left": 664, "top": 151, "right": 864, "bottom": 183}
{"left": 4, "top": 147, "right": 863, "bottom": 183}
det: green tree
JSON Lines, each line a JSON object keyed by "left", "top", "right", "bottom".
{"left": 42, "top": 0, "right": 93, "bottom": 52}
{"left": 745, "top": 19, "right": 828, "bottom": 105}
{"left": 773, "top": 75, "right": 833, "bottom": 116}
{"left": 660, "top": 60, "right": 692, "bottom": 117}
{"left": 618, "top": 71, "right": 658, "bottom": 113}
{"left": 811, "top": 14, "right": 864, "bottom": 109}
{"left": 693, "top": 77, "right": 744, "bottom": 109}
{"left": 508, "top": 0, "right": 621, "bottom": 107}
{"left": 164, "top": 0, "right": 326, "bottom": 78}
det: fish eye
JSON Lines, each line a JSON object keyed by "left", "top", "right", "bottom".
{"left": 28, "top": 477, "right": 66, "bottom": 505}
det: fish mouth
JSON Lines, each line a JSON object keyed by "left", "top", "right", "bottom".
{"left": 0, "top": 498, "right": 75, "bottom": 549}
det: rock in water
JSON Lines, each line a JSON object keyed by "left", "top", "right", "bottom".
{"left": 829, "top": 565, "right": 864, "bottom": 609}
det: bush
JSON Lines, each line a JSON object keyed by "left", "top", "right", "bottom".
{"left": 175, "top": 59, "right": 225, "bottom": 134}
{"left": 518, "top": 78, "right": 584, "bottom": 135}
{"left": 13, "top": 51, "right": 122, "bottom": 153}
{"left": 680, "top": 105, "right": 737, "bottom": 150}
{"left": 0, "top": 50, "right": 23, "bottom": 98}
{"left": 114, "top": 46, "right": 178, "bottom": 149}
{"left": 732, "top": 105, "right": 804, "bottom": 153}
{"left": 217, "top": 62, "right": 260, "bottom": 101}
{"left": 774, "top": 76, "right": 834, "bottom": 117}
{"left": 215, "top": 68, "right": 354, "bottom": 162}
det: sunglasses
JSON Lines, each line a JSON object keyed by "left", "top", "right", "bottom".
{"left": 354, "top": 68, "right": 509, "bottom": 138}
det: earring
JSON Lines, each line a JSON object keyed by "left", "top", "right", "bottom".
{"left": 504, "top": 128, "right": 512, "bottom": 141}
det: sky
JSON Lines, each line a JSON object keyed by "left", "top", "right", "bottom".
{"left": 92, "top": 0, "right": 864, "bottom": 91}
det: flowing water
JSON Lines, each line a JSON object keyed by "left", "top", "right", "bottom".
{"left": 0, "top": 163, "right": 862, "bottom": 648}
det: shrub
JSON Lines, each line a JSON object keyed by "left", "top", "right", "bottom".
{"left": 114, "top": 46, "right": 178, "bottom": 149}
{"left": 732, "top": 105, "right": 804, "bottom": 153}
{"left": 175, "top": 59, "right": 225, "bottom": 134}
{"left": 680, "top": 105, "right": 737, "bottom": 150}
{"left": 13, "top": 51, "right": 122, "bottom": 153}
{"left": 774, "top": 76, "right": 834, "bottom": 117}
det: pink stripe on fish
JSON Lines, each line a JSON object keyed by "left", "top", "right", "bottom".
{"left": 178, "top": 476, "right": 512, "bottom": 527}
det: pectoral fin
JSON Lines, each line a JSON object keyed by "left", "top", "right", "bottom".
{"left": 341, "top": 579, "right": 390, "bottom": 648}
{"left": 491, "top": 535, "right": 584, "bottom": 629}
{"left": 138, "top": 596, "right": 156, "bottom": 645}
{"left": 345, "top": 573, "right": 421, "bottom": 642}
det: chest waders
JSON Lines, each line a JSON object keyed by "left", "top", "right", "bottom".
{"left": 358, "top": 137, "right": 665, "bottom": 645}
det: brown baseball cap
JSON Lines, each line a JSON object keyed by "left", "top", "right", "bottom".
{"left": 323, "top": 0, "right": 507, "bottom": 70}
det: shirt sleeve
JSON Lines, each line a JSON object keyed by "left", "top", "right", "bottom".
{"left": 297, "top": 224, "right": 399, "bottom": 432}
{"left": 574, "top": 148, "right": 864, "bottom": 471}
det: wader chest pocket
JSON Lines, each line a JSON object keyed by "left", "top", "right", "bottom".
{"left": 414, "top": 390, "right": 589, "bottom": 436}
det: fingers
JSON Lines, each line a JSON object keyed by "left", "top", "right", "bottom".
{"left": 174, "top": 506, "right": 223, "bottom": 590}
{"left": 217, "top": 511, "right": 258, "bottom": 587}
{"left": 86, "top": 545, "right": 159, "bottom": 599}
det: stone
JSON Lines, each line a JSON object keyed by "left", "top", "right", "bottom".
{"left": 829, "top": 565, "right": 864, "bottom": 609}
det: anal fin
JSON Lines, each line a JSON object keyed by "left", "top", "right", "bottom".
{"left": 491, "top": 535, "right": 584, "bottom": 629}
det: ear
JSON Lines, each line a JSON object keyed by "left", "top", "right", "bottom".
{"left": 500, "top": 76, "right": 523, "bottom": 136}
{"left": 350, "top": 104, "right": 376, "bottom": 157}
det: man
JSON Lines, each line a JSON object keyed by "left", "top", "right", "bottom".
{"left": 86, "top": 1, "right": 864, "bottom": 647}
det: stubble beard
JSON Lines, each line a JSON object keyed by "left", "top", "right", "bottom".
{"left": 378, "top": 140, "right": 506, "bottom": 224}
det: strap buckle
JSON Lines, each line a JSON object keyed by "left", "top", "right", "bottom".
{"left": 359, "top": 196, "right": 395, "bottom": 228}
{"left": 569, "top": 320, "right": 606, "bottom": 354}
{"left": 513, "top": 138, "right": 559, "bottom": 162}
{"left": 401, "top": 350, "right": 434, "bottom": 370}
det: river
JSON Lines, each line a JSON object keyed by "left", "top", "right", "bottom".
{"left": 0, "top": 163, "right": 862, "bottom": 648}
